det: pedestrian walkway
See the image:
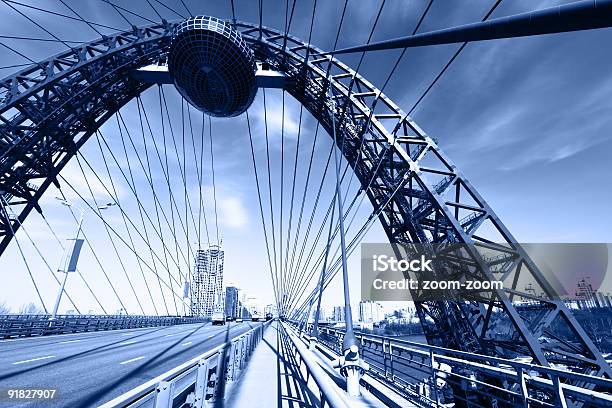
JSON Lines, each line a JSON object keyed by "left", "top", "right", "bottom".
{"left": 224, "top": 320, "right": 277, "bottom": 407}
{"left": 225, "top": 321, "right": 406, "bottom": 408}
{"left": 225, "top": 320, "right": 318, "bottom": 407}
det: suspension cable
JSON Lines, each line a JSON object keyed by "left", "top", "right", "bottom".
{"left": 4, "top": 0, "right": 122, "bottom": 31}
{"left": 94, "top": 116, "right": 189, "bottom": 313}
{"left": 39, "top": 210, "right": 108, "bottom": 313}
{"left": 74, "top": 155, "right": 145, "bottom": 314}
{"left": 261, "top": 89, "right": 281, "bottom": 305}
{"left": 0, "top": 62, "right": 31, "bottom": 70}
{"left": 279, "top": 0, "right": 318, "bottom": 314}
{"left": 292, "top": 171, "right": 410, "bottom": 316}
{"left": 175, "top": 98, "right": 199, "bottom": 246}
{"left": 230, "top": 0, "right": 236, "bottom": 25}
{"left": 2, "top": 1, "right": 72, "bottom": 48}
{"left": 312, "top": 191, "right": 337, "bottom": 335}
{"left": 340, "top": 0, "right": 433, "bottom": 204}
{"left": 246, "top": 110, "right": 280, "bottom": 309}
{"left": 1, "top": 199, "right": 48, "bottom": 313}
{"left": 181, "top": 0, "right": 193, "bottom": 18}
{"left": 208, "top": 116, "right": 220, "bottom": 246}
{"left": 283, "top": 0, "right": 349, "bottom": 311}
{"left": 145, "top": 0, "right": 163, "bottom": 21}
{"left": 158, "top": 86, "right": 184, "bottom": 294}
{"left": 279, "top": 0, "right": 301, "bottom": 301}
{"left": 408, "top": 0, "right": 503, "bottom": 115}
{"left": 94, "top": 131, "right": 159, "bottom": 315}
{"left": 0, "top": 35, "right": 84, "bottom": 44}
{"left": 57, "top": 168, "right": 130, "bottom": 314}
{"left": 17, "top": 219, "right": 81, "bottom": 314}
{"left": 292, "top": 1, "right": 498, "bottom": 308}
{"left": 58, "top": 0, "right": 103, "bottom": 37}
{"left": 288, "top": 0, "right": 436, "bottom": 311}
{"left": 186, "top": 104, "right": 210, "bottom": 246}
{"left": 104, "top": 0, "right": 133, "bottom": 26}
{"left": 279, "top": 90, "right": 286, "bottom": 306}
{"left": 152, "top": 0, "right": 185, "bottom": 19}
{"left": 135, "top": 97, "right": 176, "bottom": 314}
{"left": 141, "top": 92, "right": 195, "bottom": 264}
{"left": 101, "top": 0, "right": 157, "bottom": 24}
{"left": 103, "top": 114, "right": 181, "bottom": 311}
{"left": 0, "top": 42, "right": 37, "bottom": 64}
{"left": 57, "top": 174, "right": 193, "bottom": 313}
{"left": 131, "top": 99, "right": 193, "bottom": 269}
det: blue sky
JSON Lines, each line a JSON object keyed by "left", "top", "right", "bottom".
{"left": 1, "top": 0, "right": 611, "bottom": 315}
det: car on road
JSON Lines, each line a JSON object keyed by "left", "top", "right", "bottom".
{"left": 212, "top": 311, "right": 226, "bottom": 325}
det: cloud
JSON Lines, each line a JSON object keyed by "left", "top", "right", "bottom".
{"left": 57, "top": 160, "right": 124, "bottom": 202}
{"left": 218, "top": 196, "right": 248, "bottom": 229}
{"left": 195, "top": 184, "right": 250, "bottom": 231}
{"left": 250, "top": 90, "right": 302, "bottom": 149}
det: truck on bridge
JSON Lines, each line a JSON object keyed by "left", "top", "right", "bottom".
{"left": 212, "top": 311, "right": 226, "bottom": 326}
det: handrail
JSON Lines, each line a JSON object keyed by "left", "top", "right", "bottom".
{"left": 0, "top": 314, "right": 208, "bottom": 339}
{"left": 319, "top": 325, "right": 612, "bottom": 390}
{"left": 280, "top": 322, "right": 354, "bottom": 408}
{"left": 99, "top": 321, "right": 270, "bottom": 408}
{"left": 311, "top": 323, "right": 612, "bottom": 406}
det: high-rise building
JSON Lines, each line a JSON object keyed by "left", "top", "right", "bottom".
{"left": 333, "top": 305, "right": 345, "bottom": 322}
{"left": 359, "top": 300, "right": 384, "bottom": 324}
{"left": 191, "top": 244, "right": 224, "bottom": 317}
{"left": 225, "top": 286, "right": 239, "bottom": 319}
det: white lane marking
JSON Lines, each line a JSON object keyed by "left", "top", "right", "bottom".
{"left": 119, "top": 340, "right": 137, "bottom": 346}
{"left": 12, "top": 356, "right": 55, "bottom": 365}
{"left": 121, "top": 333, "right": 134, "bottom": 336}
{"left": 58, "top": 339, "right": 81, "bottom": 344}
{"left": 181, "top": 342, "right": 192, "bottom": 346}
{"left": 165, "top": 331, "right": 189, "bottom": 337}
{"left": 119, "top": 356, "right": 145, "bottom": 365}
{"left": 164, "top": 331, "right": 187, "bottom": 337}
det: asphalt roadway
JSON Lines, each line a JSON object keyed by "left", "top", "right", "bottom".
{"left": 0, "top": 321, "right": 259, "bottom": 407}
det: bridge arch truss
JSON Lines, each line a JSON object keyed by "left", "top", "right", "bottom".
{"left": 0, "top": 19, "right": 608, "bottom": 379}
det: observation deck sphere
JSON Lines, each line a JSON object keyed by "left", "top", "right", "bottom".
{"left": 168, "top": 16, "right": 257, "bottom": 117}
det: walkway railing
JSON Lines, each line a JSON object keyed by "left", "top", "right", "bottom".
{"left": 0, "top": 314, "right": 209, "bottom": 338}
{"left": 100, "top": 321, "right": 270, "bottom": 408}
{"left": 279, "top": 322, "right": 354, "bottom": 408}
{"left": 311, "top": 324, "right": 612, "bottom": 407}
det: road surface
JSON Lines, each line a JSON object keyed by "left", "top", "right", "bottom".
{"left": 0, "top": 321, "right": 259, "bottom": 407}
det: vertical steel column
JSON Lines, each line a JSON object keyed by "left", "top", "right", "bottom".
{"left": 328, "top": 79, "right": 362, "bottom": 397}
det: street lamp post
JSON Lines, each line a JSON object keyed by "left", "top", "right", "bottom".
{"left": 51, "top": 198, "right": 114, "bottom": 319}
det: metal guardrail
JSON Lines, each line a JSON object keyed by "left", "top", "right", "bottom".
{"left": 0, "top": 314, "right": 209, "bottom": 338}
{"left": 99, "top": 321, "right": 270, "bottom": 408}
{"left": 312, "top": 324, "right": 612, "bottom": 407}
{"left": 279, "top": 322, "right": 354, "bottom": 408}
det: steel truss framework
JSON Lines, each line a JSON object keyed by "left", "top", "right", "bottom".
{"left": 0, "top": 19, "right": 609, "bottom": 383}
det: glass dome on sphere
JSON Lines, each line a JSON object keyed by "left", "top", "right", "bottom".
{"left": 168, "top": 16, "right": 257, "bottom": 117}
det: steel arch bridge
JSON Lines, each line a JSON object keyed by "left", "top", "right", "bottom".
{"left": 0, "top": 17, "right": 609, "bottom": 383}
